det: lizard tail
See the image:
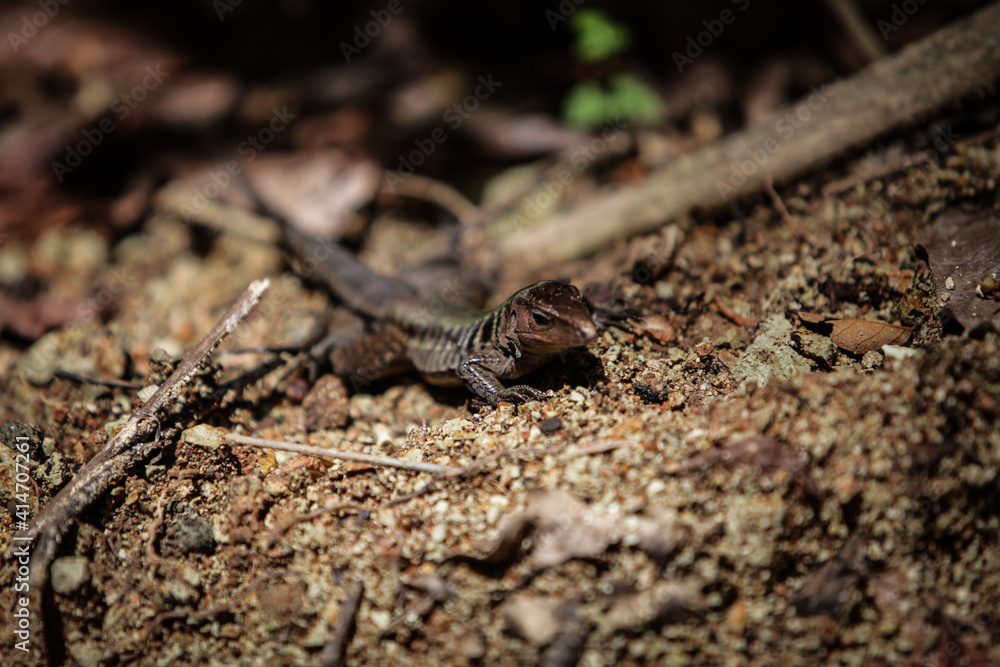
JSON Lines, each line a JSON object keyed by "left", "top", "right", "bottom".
{"left": 281, "top": 221, "right": 417, "bottom": 320}
{"left": 238, "top": 173, "right": 418, "bottom": 320}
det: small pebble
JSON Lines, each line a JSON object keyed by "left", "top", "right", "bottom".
{"left": 539, "top": 416, "right": 562, "bottom": 435}
{"left": 51, "top": 556, "right": 90, "bottom": 595}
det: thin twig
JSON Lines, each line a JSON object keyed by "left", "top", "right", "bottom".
{"left": 763, "top": 170, "right": 793, "bottom": 224}
{"left": 714, "top": 294, "right": 758, "bottom": 328}
{"left": 26, "top": 278, "right": 270, "bottom": 658}
{"left": 318, "top": 581, "right": 365, "bottom": 667}
{"left": 821, "top": 150, "right": 933, "bottom": 196}
{"left": 265, "top": 503, "right": 375, "bottom": 550}
{"left": 53, "top": 370, "right": 144, "bottom": 390}
{"left": 569, "top": 439, "right": 635, "bottom": 457}
{"left": 379, "top": 172, "right": 482, "bottom": 228}
{"left": 225, "top": 433, "right": 460, "bottom": 475}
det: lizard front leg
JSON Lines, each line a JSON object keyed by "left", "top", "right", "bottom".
{"left": 457, "top": 349, "right": 545, "bottom": 406}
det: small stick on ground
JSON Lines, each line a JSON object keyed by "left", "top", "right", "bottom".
{"left": 763, "top": 170, "right": 803, "bottom": 239}
{"left": 265, "top": 503, "right": 375, "bottom": 551}
{"left": 318, "top": 581, "right": 365, "bottom": 667}
{"left": 225, "top": 433, "right": 460, "bottom": 475}
{"left": 26, "top": 278, "right": 270, "bottom": 660}
{"left": 821, "top": 150, "right": 933, "bottom": 196}
{"left": 53, "top": 370, "right": 144, "bottom": 390}
{"left": 714, "top": 294, "right": 759, "bottom": 328}
{"left": 379, "top": 172, "right": 482, "bottom": 228}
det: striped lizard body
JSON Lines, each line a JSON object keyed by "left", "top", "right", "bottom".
{"left": 282, "top": 219, "right": 598, "bottom": 405}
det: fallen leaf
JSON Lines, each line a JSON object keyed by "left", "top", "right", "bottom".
{"left": 916, "top": 208, "right": 1000, "bottom": 335}
{"left": 796, "top": 311, "right": 829, "bottom": 325}
{"left": 828, "top": 319, "right": 912, "bottom": 354}
{"left": 635, "top": 315, "right": 676, "bottom": 343}
{"left": 245, "top": 150, "right": 380, "bottom": 238}
{"left": 796, "top": 312, "right": 911, "bottom": 354}
{"left": 792, "top": 533, "right": 867, "bottom": 617}
{"left": 0, "top": 289, "right": 88, "bottom": 340}
{"left": 527, "top": 490, "right": 619, "bottom": 569}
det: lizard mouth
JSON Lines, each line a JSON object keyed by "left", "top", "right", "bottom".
{"left": 574, "top": 318, "right": 598, "bottom": 344}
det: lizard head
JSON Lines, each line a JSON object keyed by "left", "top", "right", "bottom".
{"left": 508, "top": 281, "right": 598, "bottom": 355}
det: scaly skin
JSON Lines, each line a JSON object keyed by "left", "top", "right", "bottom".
{"left": 282, "top": 222, "right": 598, "bottom": 405}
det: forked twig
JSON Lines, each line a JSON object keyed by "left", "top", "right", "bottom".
{"left": 25, "top": 279, "right": 270, "bottom": 659}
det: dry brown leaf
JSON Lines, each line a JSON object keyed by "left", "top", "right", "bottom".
{"left": 604, "top": 578, "right": 705, "bottom": 631}
{"left": 245, "top": 150, "right": 380, "bottom": 238}
{"left": 636, "top": 315, "right": 676, "bottom": 344}
{"left": 796, "top": 312, "right": 911, "bottom": 354}
{"left": 792, "top": 533, "right": 866, "bottom": 617}
{"left": 796, "top": 311, "right": 829, "bottom": 325}
{"left": 0, "top": 290, "right": 87, "bottom": 340}
{"left": 828, "top": 319, "right": 911, "bottom": 354}
{"left": 526, "top": 490, "right": 619, "bottom": 569}
{"left": 916, "top": 209, "right": 1000, "bottom": 335}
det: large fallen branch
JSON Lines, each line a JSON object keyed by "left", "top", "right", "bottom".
{"left": 495, "top": 2, "right": 1000, "bottom": 270}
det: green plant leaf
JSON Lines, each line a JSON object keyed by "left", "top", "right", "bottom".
{"left": 569, "top": 9, "right": 632, "bottom": 62}
{"left": 608, "top": 74, "right": 665, "bottom": 124}
{"left": 563, "top": 82, "right": 609, "bottom": 129}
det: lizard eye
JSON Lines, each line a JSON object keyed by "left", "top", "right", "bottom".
{"left": 531, "top": 310, "right": 553, "bottom": 328}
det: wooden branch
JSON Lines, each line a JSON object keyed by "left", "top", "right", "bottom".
{"left": 495, "top": 3, "right": 1000, "bottom": 270}
{"left": 25, "top": 279, "right": 270, "bottom": 659}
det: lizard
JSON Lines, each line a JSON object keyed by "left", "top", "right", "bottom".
{"left": 279, "top": 220, "right": 598, "bottom": 406}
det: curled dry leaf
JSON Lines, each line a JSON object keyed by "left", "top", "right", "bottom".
{"left": 829, "top": 319, "right": 912, "bottom": 354}
{"left": 636, "top": 315, "right": 676, "bottom": 344}
{"left": 527, "top": 490, "right": 619, "bottom": 569}
{"left": 797, "top": 312, "right": 911, "bottom": 355}
{"left": 245, "top": 150, "right": 381, "bottom": 238}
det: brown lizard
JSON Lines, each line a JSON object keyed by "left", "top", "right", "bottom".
{"left": 280, "top": 221, "right": 598, "bottom": 405}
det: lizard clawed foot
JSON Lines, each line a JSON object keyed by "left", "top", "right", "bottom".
{"left": 491, "top": 384, "right": 546, "bottom": 406}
